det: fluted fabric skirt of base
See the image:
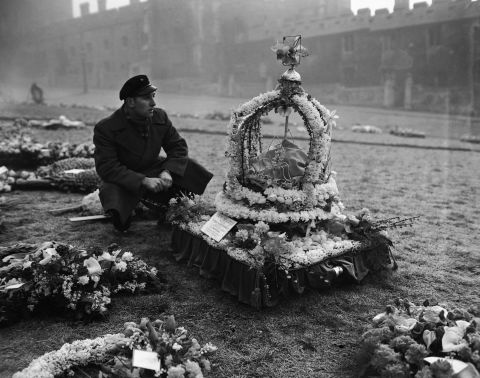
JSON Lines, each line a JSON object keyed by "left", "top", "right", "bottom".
{"left": 171, "top": 227, "right": 390, "bottom": 308}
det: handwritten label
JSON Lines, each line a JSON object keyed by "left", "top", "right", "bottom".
{"left": 201, "top": 212, "right": 237, "bottom": 242}
{"left": 132, "top": 349, "right": 161, "bottom": 371}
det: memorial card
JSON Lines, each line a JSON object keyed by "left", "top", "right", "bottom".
{"left": 201, "top": 212, "right": 237, "bottom": 242}
{"left": 132, "top": 349, "right": 161, "bottom": 371}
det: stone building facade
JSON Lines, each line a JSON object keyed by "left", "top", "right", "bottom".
{"left": 4, "top": 0, "right": 480, "bottom": 114}
{"left": 0, "top": 0, "right": 73, "bottom": 82}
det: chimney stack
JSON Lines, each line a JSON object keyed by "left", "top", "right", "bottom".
{"left": 79, "top": 2, "right": 90, "bottom": 16}
{"left": 98, "top": 0, "right": 106, "bottom": 12}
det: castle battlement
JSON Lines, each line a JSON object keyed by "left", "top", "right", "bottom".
{"left": 370, "top": 0, "right": 480, "bottom": 30}
{"left": 246, "top": 0, "right": 480, "bottom": 42}
{"left": 38, "top": 2, "right": 147, "bottom": 39}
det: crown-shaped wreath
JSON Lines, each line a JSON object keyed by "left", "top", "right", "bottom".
{"left": 219, "top": 36, "right": 340, "bottom": 220}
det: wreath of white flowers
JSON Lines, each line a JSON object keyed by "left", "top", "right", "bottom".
{"left": 215, "top": 191, "right": 344, "bottom": 224}
{"left": 224, "top": 76, "right": 338, "bottom": 213}
{"left": 13, "top": 334, "right": 129, "bottom": 378}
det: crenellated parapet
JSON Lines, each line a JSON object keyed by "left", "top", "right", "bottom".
{"left": 245, "top": 0, "right": 480, "bottom": 42}
{"left": 370, "top": 0, "right": 480, "bottom": 30}
{"left": 41, "top": 2, "right": 147, "bottom": 38}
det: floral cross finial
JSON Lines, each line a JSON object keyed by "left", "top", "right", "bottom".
{"left": 271, "top": 35, "right": 309, "bottom": 67}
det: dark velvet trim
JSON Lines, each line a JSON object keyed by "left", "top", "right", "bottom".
{"left": 171, "top": 227, "right": 379, "bottom": 308}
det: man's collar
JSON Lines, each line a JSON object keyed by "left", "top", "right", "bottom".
{"left": 122, "top": 105, "right": 149, "bottom": 125}
{"left": 109, "top": 106, "right": 162, "bottom": 131}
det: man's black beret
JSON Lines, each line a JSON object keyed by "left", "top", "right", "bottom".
{"left": 119, "top": 74, "right": 157, "bottom": 100}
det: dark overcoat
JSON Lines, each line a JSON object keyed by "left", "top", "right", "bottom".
{"left": 93, "top": 107, "right": 213, "bottom": 223}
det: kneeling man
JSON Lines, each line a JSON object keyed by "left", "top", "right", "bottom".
{"left": 93, "top": 74, "right": 213, "bottom": 231}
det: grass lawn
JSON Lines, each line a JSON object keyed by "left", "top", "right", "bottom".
{"left": 0, "top": 103, "right": 479, "bottom": 377}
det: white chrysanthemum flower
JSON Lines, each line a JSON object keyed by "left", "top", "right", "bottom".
{"left": 201, "top": 342, "right": 218, "bottom": 354}
{"left": 166, "top": 365, "right": 186, "bottom": 378}
{"left": 184, "top": 360, "right": 203, "bottom": 377}
{"left": 235, "top": 229, "right": 249, "bottom": 242}
{"left": 172, "top": 342, "right": 183, "bottom": 351}
{"left": 121, "top": 252, "right": 133, "bottom": 261}
{"left": 77, "top": 275, "right": 89, "bottom": 285}
{"left": 254, "top": 221, "right": 270, "bottom": 234}
{"left": 115, "top": 261, "right": 127, "bottom": 272}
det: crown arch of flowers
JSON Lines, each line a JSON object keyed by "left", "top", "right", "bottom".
{"left": 226, "top": 78, "right": 336, "bottom": 195}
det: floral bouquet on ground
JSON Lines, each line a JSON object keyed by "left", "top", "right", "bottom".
{"left": 0, "top": 242, "right": 162, "bottom": 325}
{"left": 168, "top": 196, "right": 411, "bottom": 273}
{"left": 13, "top": 315, "right": 218, "bottom": 378}
{"left": 358, "top": 298, "right": 480, "bottom": 378}
{"left": 0, "top": 129, "right": 95, "bottom": 169}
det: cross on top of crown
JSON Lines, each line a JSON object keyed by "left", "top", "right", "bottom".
{"left": 271, "top": 35, "right": 309, "bottom": 67}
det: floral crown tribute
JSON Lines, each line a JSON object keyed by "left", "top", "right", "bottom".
{"left": 168, "top": 35, "right": 413, "bottom": 308}
{"left": 220, "top": 35, "right": 339, "bottom": 221}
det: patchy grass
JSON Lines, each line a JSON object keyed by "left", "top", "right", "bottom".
{"left": 0, "top": 103, "right": 479, "bottom": 378}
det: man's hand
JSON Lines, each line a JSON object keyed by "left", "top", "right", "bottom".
{"left": 142, "top": 177, "right": 165, "bottom": 193}
{"left": 159, "top": 170, "right": 173, "bottom": 189}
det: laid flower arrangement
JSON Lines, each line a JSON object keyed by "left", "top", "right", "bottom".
{"left": 0, "top": 131, "right": 94, "bottom": 169}
{"left": 168, "top": 196, "right": 407, "bottom": 272}
{"left": 36, "top": 157, "right": 101, "bottom": 193}
{"left": 0, "top": 242, "right": 162, "bottom": 325}
{"left": 225, "top": 87, "right": 335, "bottom": 211}
{"left": 168, "top": 38, "right": 411, "bottom": 308}
{"left": 0, "top": 158, "right": 101, "bottom": 193}
{"left": 460, "top": 134, "right": 480, "bottom": 144}
{"left": 223, "top": 37, "right": 343, "bottom": 227}
{"left": 14, "top": 315, "right": 217, "bottom": 378}
{"left": 0, "top": 165, "right": 17, "bottom": 192}
{"left": 389, "top": 127, "right": 426, "bottom": 139}
{"left": 358, "top": 298, "right": 480, "bottom": 378}
{"left": 167, "top": 35, "right": 412, "bottom": 277}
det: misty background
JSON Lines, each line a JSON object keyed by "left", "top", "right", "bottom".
{"left": 0, "top": 0, "right": 479, "bottom": 127}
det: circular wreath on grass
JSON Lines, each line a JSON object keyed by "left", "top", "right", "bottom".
{"left": 14, "top": 316, "right": 218, "bottom": 378}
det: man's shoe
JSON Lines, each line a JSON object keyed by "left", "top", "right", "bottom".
{"left": 156, "top": 210, "right": 167, "bottom": 225}
{"left": 107, "top": 210, "right": 132, "bottom": 232}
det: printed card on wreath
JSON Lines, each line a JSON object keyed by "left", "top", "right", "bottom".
{"left": 201, "top": 212, "right": 238, "bottom": 242}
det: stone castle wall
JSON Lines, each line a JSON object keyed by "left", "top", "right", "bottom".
{"left": 5, "top": 0, "right": 480, "bottom": 114}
